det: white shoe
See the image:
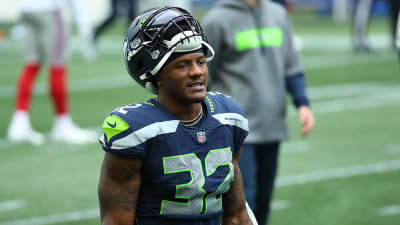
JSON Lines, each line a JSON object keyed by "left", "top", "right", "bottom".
{"left": 7, "top": 111, "right": 45, "bottom": 146}
{"left": 50, "top": 114, "right": 99, "bottom": 144}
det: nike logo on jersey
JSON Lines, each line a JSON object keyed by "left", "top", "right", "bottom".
{"left": 107, "top": 121, "right": 117, "bottom": 128}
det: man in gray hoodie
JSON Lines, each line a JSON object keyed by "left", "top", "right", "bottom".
{"left": 203, "top": 0, "right": 315, "bottom": 224}
{"left": 397, "top": 11, "right": 400, "bottom": 61}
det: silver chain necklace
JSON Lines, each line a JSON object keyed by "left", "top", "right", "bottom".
{"left": 180, "top": 106, "right": 203, "bottom": 127}
{"left": 156, "top": 97, "right": 203, "bottom": 126}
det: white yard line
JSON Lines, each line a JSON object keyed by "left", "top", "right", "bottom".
{"left": 0, "top": 78, "right": 398, "bottom": 102}
{"left": 0, "top": 160, "right": 400, "bottom": 225}
{"left": 0, "top": 126, "right": 101, "bottom": 150}
{"left": 0, "top": 76, "right": 133, "bottom": 99}
{"left": 307, "top": 82, "right": 397, "bottom": 100}
{"left": 385, "top": 144, "right": 400, "bottom": 155}
{"left": 288, "top": 87, "right": 400, "bottom": 116}
{"left": 277, "top": 160, "right": 400, "bottom": 187}
{"left": 303, "top": 54, "right": 394, "bottom": 70}
{"left": 0, "top": 200, "right": 26, "bottom": 212}
{"left": 0, "top": 160, "right": 399, "bottom": 225}
{"left": 271, "top": 200, "right": 290, "bottom": 211}
{"left": 0, "top": 209, "right": 99, "bottom": 225}
{"left": 298, "top": 33, "right": 391, "bottom": 51}
{"left": 310, "top": 90, "right": 400, "bottom": 114}
{"left": 281, "top": 141, "right": 309, "bottom": 153}
{"left": 378, "top": 205, "right": 400, "bottom": 216}
{"left": 1, "top": 33, "right": 391, "bottom": 52}
{"left": 1, "top": 145, "right": 395, "bottom": 220}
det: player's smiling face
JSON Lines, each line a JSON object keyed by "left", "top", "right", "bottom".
{"left": 157, "top": 52, "right": 208, "bottom": 104}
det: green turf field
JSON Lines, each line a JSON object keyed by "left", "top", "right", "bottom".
{"left": 0, "top": 8, "right": 399, "bottom": 225}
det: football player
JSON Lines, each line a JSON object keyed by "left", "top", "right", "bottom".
{"left": 7, "top": 0, "right": 97, "bottom": 145}
{"left": 352, "top": 0, "right": 373, "bottom": 52}
{"left": 98, "top": 7, "right": 257, "bottom": 225}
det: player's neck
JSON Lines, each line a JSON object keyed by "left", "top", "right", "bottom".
{"left": 157, "top": 97, "right": 203, "bottom": 122}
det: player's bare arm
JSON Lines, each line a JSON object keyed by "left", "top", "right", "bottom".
{"left": 222, "top": 147, "right": 253, "bottom": 225}
{"left": 98, "top": 152, "right": 142, "bottom": 225}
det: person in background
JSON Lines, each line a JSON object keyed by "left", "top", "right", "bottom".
{"left": 352, "top": 0, "right": 374, "bottom": 52}
{"left": 271, "top": 0, "right": 287, "bottom": 8}
{"left": 93, "top": 0, "right": 136, "bottom": 43}
{"left": 396, "top": 11, "right": 400, "bottom": 61}
{"left": 203, "top": 0, "right": 315, "bottom": 224}
{"left": 98, "top": 7, "right": 257, "bottom": 225}
{"left": 388, "top": 0, "right": 400, "bottom": 48}
{"left": 7, "top": 0, "right": 98, "bottom": 145}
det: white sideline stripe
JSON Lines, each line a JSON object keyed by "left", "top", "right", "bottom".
{"left": 0, "top": 73, "right": 397, "bottom": 102}
{"left": 304, "top": 54, "right": 394, "bottom": 70}
{"left": 0, "top": 78, "right": 397, "bottom": 104}
{"left": 281, "top": 141, "right": 309, "bottom": 153}
{"left": 271, "top": 200, "right": 290, "bottom": 211}
{"left": 378, "top": 205, "right": 400, "bottom": 216}
{"left": 0, "top": 76, "right": 134, "bottom": 99}
{"left": 299, "top": 33, "right": 391, "bottom": 51}
{"left": 0, "top": 126, "right": 101, "bottom": 150}
{"left": 0, "top": 201, "right": 290, "bottom": 224}
{"left": 311, "top": 90, "right": 400, "bottom": 114}
{"left": 307, "top": 82, "right": 399, "bottom": 100}
{"left": 0, "top": 160, "right": 399, "bottom": 224}
{"left": 289, "top": 88, "right": 400, "bottom": 116}
{"left": 0, "top": 33, "right": 390, "bottom": 52}
{"left": 277, "top": 160, "right": 400, "bottom": 187}
{"left": 0, "top": 200, "right": 26, "bottom": 212}
{"left": 386, "top": 144, "right": 400, "bottom": 155}
{"left": 0, "top": 209, "right": 99, "bottom": 225}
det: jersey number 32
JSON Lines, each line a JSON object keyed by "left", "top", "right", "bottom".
{"left": 161, "top": 147, "right": 233, "bottom": 215}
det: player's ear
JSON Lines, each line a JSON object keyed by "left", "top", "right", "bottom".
{"left": 153, "top": 75, "right": 164, "bottom": 89}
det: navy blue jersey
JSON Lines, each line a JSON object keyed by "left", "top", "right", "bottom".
{"left": 100, "top": 92, "right": 249, "bottom": 220}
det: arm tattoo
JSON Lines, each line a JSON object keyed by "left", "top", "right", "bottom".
{"left": 98, "top": 152, "right": 142, "bottom": 224}
{"left": 222, "top": 148, "right": 253, "bottom": 225}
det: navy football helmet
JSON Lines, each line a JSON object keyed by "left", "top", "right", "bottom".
{"left": 123, "top": 7, "right": 215, "bottom": 94}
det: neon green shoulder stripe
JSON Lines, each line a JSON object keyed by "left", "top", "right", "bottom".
{"left": 102, "top": 115, "right": 130, "bottom": 142}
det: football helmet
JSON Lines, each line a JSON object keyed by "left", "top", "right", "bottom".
{"left": 123, "top": 7, "right": 215, "bottom": 94}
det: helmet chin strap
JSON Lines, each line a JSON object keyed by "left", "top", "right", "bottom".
{"left": 149, "top": 34, "right": 215, "bottom": 76}
{"left": 202, "top": 41, "right": 215, "bottom": 62}
{"left": 149, "top": 47, "right": 176, "bottom": 76}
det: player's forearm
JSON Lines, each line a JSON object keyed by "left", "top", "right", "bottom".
{"left": 98, "top": 153, "right": 142, "bottom": 225}
{"left": 222, "top": 209, "right": 252, "bottom": 225}
{"left": 222, "top": 160, "right": 253, "bottom": 225}
{"left": 99, "top": 191, "right": 138, "bottom": 225}
{"left": 101, "top": 213, "right": 136, "bottom": 225}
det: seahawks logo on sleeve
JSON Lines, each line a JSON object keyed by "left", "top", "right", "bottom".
{"left": 100, "top": 114, "right": 131, "bottom": 148}
{"left": 99, "top": 102, "right": 180, "bottom": 156}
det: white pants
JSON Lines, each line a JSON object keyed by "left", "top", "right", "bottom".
{"left": 353, "top": 0, "right": 373, "bottom": 48}
{"left": 20, "top": 10, "right": 67, "bottom": 66}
